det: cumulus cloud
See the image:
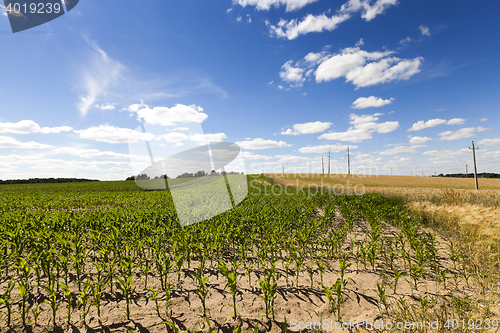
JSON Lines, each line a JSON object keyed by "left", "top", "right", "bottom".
{"left": 419, "top": 25, "right": 430, "bottom": 36}
{"left": 438, "top": 127, "right": 490, "bottom": 141}
{"left": 0, "top": 120, "right": 73, "bottom": 134}
{"left": 478, "top": 138, "right": 500, "bottom": 146}
{"left": 281, "top": 121, "right": 332, "bottom": 135}
{"left": 0, "top": 136, "right": 53, "bottom": 149}
{"left": 76, "top": 40, "right": 124, "bottom": 116}
{"left": 162, "top": 132, "right": 188, "bottom": 143}
{"left": 128, "top": 103, "right": 208, "bottom": 126}
{"left": 351, "top": 96, "right": 394, "bottom": 109}
{"left": 409, "top": 136, "right": 432, "bottom": 145}
{"left": 233, "top": 0, "right": 319, "bottom": 12}
{"left": 236, "top": 138, "right": 290, "bottom": 149}
{"left": 279, "top": 60, "right": 306, "bottom": 87}
{"left": 298, "top": 143, "right": 357, "bottom": 153}
{"left": 280, "top": 45, "right": 422, "bottom": 89}
{"left": 75, "top": 125, "right": 156, "bottom": 143}
{"left": 319, "top": 112, "right": 399, "bottom": 142}
{"left": 407, "top": 118, "right": 467, "bottom": 131}
{"left": 268, "top": 0, "right": 398, "bottom": 40}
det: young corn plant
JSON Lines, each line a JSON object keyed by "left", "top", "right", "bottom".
{"left": 192, "top": 258, "right": 212, "bottom": 330}
{"left": 43, "top": 279, "right": 61, "bottom": 327}
{"left": 218, "top": 260, "right": 240, "bottom": 320}
{"left": 115, "top": 270, "right": 135, "bottom": 321}
{"left": 254, "top": 266, "right": 281, "bottom": 320}
{"left": 0, "top": 278, "right": 16, "bottom": 328}
{"left": 60, "top": 281, "right": 74, "bottom": 326}
{"left": 78, "top": 280, "right": 93, "bottom": 326}
{"left": 373, "top": 282, "right": 390, "bottom": 316}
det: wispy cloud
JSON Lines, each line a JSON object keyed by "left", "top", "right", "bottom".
{"left": 0, "top": 136, "right": 53, "bottom": 149}
{"left": 236, "top": 138, "right": 290, "bottom": 149}
{"left": 298, "top": 143, "right": 356, "bottom": 153}
{"left": 233, "top": 0, "right": 319, "bottom": 12}
{"left": 76, "top": 38, "right": 124, "bottom": 116}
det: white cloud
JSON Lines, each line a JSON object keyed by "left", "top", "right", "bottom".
{"left": 419, "top": 25, "right": 430, "bottom": 36}
{"left": 478, "top": 138, "right": 500, "bottom": 146}
{"left": 0, "top": 120, "right": 72, "bottom": 134}
{"left": 319, "top": 112, "right": 399, "bottom": 142}
{"left": 0, "top": 4, "right": 7, "bottom": 16}
{"left": 0, "top": 136, "right": 53, "bottom": 149}
{"left": 423, "top": 149, "right": 469, "bottom": 159}
{"left": 75, "top": 125, "right": 156, "bottom": 143}
{"left": 407, "top": 118, "right": 467, "bottom": 131}
{"left": 162, "top": 132, "right": 188, "bottom": 143}
{"left": 76, "top": 40, "right": 124, "bottom": 116}
{"left": 240, "top": 151, "right": 274, "bottom": 160}
{"left": 446, "top": 118, "right": 466, "bottom": 125}
{"left": 380, "top": 145, "right": 421, "bottom": 156}
{"left": 236, "top": 16, "right": 242, "bottom": 22}
{"left": 298, "top": 143, "right": 357, "bottom": 153}
{"left": 95, "top": 103, "right": 117, "bottom": 110}
{"left": 133, "top": 104, "right": 208, "bottom": 126}
{"left": 275, "top": 155, "right": 311, "bottom": 163}
{"left": 281, "top": 121, "right": 332, "bottom": 135}
{"left": 236, "top": 138, "right": 290, "bottom": 150}
{"left": 123, "top": 100, "right": 149, "bottom": 113}
{"left": 189, "top": 133, "right": 227, "bottom": 144}
{"left": 247, "top": 14, "right": 252, "bottom": 23}
{"left": 52, "top": 147, "right": 131, "bottom": 159}
{"left": 438, "top": 127, "right": 490, "bottom": 141}
{"left": 315, "top": 46, "right": 421, "bottom": 89}
{"left": 279, "top": 60, "right": 306, "bottom": 87}
{"left": 409, "top": 136, "right": 432, "bottom": 145}
{"left": 351, "top": 96, "right": 394, "bottom": 109}
{"left": 268, "top": 0, "right": 398, "bottom": 40}
{"left": 233, "top": 0, "right": 319, "bottom": 12}
{"left": 279, "top": 45, "right": 422, "bottom": 89}
{"left": 480, "top": 118, "right": 488, "bottom": 122}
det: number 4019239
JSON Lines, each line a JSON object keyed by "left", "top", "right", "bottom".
{"left": 5, "top": 2, "right": 62, "bottom": 15}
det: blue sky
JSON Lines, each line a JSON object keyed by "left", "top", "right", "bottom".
{"left": 0, "top": 0, "right": 499, "bottom": 180}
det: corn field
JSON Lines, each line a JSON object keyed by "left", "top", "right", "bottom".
{"left": 0, "top": 175, "right": 498, "bottom": 332}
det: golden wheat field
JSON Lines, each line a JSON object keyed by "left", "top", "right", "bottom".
{"left": 267, "top": 173, "right": 500, "bottom": 239}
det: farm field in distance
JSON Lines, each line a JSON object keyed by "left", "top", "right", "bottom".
{"left": 1, "top": 175, "right": 500, "bottom": 332}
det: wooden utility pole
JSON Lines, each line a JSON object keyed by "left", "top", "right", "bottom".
{"left": 328, "top": 149, "right": 331, "bottom": 174}
{"left": 469, "top": 141, "right": 479, "bottom": 190}
{"left": 347, "top": 146, "right": 351, "bottom": 176}
{"left": 321, "top": 156, "right": 324, "bottom": 175}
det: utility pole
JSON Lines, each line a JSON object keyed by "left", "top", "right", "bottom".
{"left": 347, "top": 146, "right": 351, "bottom": 176}
{"left": 469, "top": 141, "right": 479, "bottom": 190}
{"left": 328, "top": 149, "right": 331, "bottom": 174}
{"left": 321, "top": 156, "right": 325, "bottom": 175}
{"left": 391, "top": 167, "right": 392, "bottom": 176}
{"left": 282, "top": 164, "right": 284, "bottom": 175}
